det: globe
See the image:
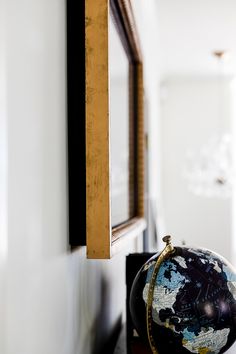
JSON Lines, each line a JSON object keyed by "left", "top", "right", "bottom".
{"left": 130, "top": 239, "right": 236, "bottom": 354}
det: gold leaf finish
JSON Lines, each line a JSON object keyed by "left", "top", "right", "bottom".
{"left": 86, "top": 0, "right": 145, "bottom": 259}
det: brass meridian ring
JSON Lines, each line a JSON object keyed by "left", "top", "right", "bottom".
{"left": 146, "top": 236, "right": 176, "bottom": 354}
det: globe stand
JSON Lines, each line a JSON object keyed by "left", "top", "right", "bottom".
{"left": 146, "top": 236, "right": 176, "bottom": 354}
{"left": 126, "top": 237, "right": 176, "bottom": 354}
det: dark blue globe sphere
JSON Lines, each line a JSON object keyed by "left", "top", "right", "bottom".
{"left": 130, "top": 246, "right": 236, "bottom": 354}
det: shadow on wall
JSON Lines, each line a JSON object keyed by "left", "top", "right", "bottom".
{"left": 89, "top": 276, "right": 122, "bottom": 354}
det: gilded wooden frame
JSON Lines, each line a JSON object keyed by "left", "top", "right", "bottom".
{"left": 86, "top": 0, "right": 146, "bottom": 259}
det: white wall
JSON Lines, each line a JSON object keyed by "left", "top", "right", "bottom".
{"left": 4, "top": 1, "right": 141, "bottom": 353}
{"left": 231, "top": 80, "right": 236, "bottom": 269}
{"left": 160, "top": 77, "right": 232, "bottom": 260}
{"left": 1, "top": 1, "right": 160, "bottom": 354}
{"left": 0, "top": 1, "right": 7, "bottom": 353}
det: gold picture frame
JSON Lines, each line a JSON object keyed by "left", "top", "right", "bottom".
{"left": 86, "top": 0, "right": 146, "bottom": 259}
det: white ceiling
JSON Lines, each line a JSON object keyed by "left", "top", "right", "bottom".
{"left": 157, "top": 0, "right": 236, "bottom": 78}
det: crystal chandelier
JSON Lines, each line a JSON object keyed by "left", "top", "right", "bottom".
{"left": 183, "top": 51, "right": 233, "bottom": 199}
{"left": 183, "top": 133, "right": 232, "bottom": 198}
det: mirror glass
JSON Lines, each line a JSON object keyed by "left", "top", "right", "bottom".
{"left": 109, "top": 17, "right": 134, "bottom": 227}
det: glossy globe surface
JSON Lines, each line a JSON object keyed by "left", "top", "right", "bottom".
{"left": 130, "top": 247, "right": 236, "bottom": 353}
